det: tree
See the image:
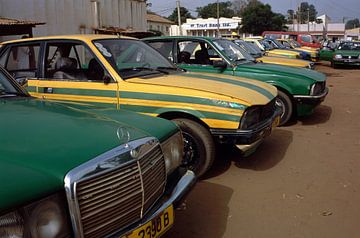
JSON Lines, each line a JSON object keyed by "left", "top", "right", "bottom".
{"left": 167, "top": 7, "right": 193, "bottom": 24}
{"left": 287, "top": 9, "right": 295, "bottom": 24}
{"left": 345, "top": 18, "right": 360, "bottom": 29}
{"left": 196, "top": 1, "right": 235, "bottom": 18}
{"left": 241, "top": 1, "right": 287, "bottom": 35}
{"left": 295, "top": 2, "right": 317, "bottom": 24}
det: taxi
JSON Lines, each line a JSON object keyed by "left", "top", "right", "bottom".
{"left": 0, "top": 34, "right": 281, "bottom": 177}
{"left": 144, "top": 36, "right": 328, "bottom": 126}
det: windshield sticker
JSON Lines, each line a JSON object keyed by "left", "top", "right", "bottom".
{"left": 94, "top": 42, "right": 112, "bottom": 57}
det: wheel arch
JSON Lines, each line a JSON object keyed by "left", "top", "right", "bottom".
{"left": 158, "top": 110, "right": 210, "bottom": 130}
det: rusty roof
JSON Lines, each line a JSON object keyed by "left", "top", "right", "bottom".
{"left": 146, "top": 13, "right": 174, "bottom": 25}
{"left": 0, "top": 17, "right": 45, "bottom": 26}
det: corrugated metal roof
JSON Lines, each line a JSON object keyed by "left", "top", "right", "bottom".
{"left": 0, "top": 17, "right": 45, "bottom": 26}
{"left": 146, "top": 13, "right": 174, "bottom": 24}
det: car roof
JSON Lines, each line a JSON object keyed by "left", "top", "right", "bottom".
{"left": 1, "top": 34, "right": 135, "bottom": 45}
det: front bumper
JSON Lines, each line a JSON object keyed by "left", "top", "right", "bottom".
{"left": 334, "top": 58, "right": 360, "bottom": 65}
{"left": 210, "top": 107, "right": 282, "bottom": 153}
{"left": 294, "top": 87, "right": 329, "bottom": 105}
{"left": 115, "top": 169, "right": 196, "bottom": 238}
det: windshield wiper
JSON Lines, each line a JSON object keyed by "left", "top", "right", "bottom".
{"left": 0, "top": 91, "right": 26, "bottom": 98}
{"left": 118, "top": 67, "right": 169, "bottom": 74}
{"left": 156, "top": 66, "right": 184, "bottom": 72}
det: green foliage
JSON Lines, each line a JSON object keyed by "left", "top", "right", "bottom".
{"left": 168, "top": 7, "right": 193, "bottom": 24}
{"left": 287, "top": 2, "right": 317, "bottom": 24}
{"left": 345, "top": 18, "right": 360, "bottom": 29}
{"left": 241, "top": 0, "right": 287, "bottom": 35}
{"left": 196, "top": 1, "right": 235, "bottom": 18}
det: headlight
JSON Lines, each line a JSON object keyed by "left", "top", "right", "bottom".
{"left": 334, "top": 54, "right": 342, "bottom": 59}
{"left": 240, "top": 106, "right": 261, "bottom": 130}
{"left": 161, "top": 131, "right": 184, "bottom": 174}
{"left": 0, "top": 193, "right": 71, "bottom": 238}
{"left": 310, "top": 82, "right": 326, "bottom": 95}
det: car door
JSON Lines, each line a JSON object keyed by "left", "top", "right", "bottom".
{"left": 174, "top": 39, "right": 229, "bottom": 74}
{"left": 30, "top": 40, "right": 119, "bottom": 108}
{"left": 0, "top": 43, "right": 41, "bottom": 86}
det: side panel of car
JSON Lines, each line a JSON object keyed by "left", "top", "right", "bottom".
{"left": 319, "top": 49, "right": 334, "bottom": 61}
{"left": 0, "top": 40, "right": 244, "bottom": 131}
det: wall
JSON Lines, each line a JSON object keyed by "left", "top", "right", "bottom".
{"left": 0, "top": 0, "right": 146, "bottom": 40}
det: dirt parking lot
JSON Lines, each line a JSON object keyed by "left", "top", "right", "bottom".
{"left": 164, "top": 62, "right": 360, "bottom": 238}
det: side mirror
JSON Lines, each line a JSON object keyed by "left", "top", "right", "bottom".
{"left": 213, "top": 60, "right": 227, "bottom": 70}
{"left": 103, "top": 75, "right": 111, "bottom": 85}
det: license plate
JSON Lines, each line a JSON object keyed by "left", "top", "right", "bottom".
{"left": 122, "top": 205, "right": 174, "bottom": 238}
{"left": 272, "top": 116, "right": 280, "bottom": 128}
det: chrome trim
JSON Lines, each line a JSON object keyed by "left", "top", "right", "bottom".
{"left": 294, "top": 87, "right": 329, "bottom": 99}
{"left": 64, "top": 137, "right": 160, "bottom": 238}
{"left": 118, "top": 170, "right": 196, "bottom": 238}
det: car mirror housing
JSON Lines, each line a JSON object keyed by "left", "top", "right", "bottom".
{"left": 213, "top": 60, "right": 227, "bottom": 70}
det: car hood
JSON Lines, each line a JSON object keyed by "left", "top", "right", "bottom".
{"left": 268, "top": 49, "right": 299, "bottom": 56}
{"left": 0, "top": 97, "right": 177, "bottom": 210}
{"left": 126, "top": 71, "right": 277, "bottom": 105}
{"left": 236, "top": 62, "right": 326, "bottom": 82}
{"left": 335, "top": 50, "right": 360, "bottom": 56}
{"left": 259, "top": 56, "right": 310, "bottom": 68}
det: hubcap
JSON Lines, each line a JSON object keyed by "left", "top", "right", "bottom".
{"left": 181, "top": 131, "right": 200, "bottom": 171}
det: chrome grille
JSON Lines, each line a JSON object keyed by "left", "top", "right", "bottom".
{"left": 65, "top": 137, "right": 166, "bottom": 238}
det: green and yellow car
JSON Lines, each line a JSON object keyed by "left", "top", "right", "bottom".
{"left": 0, "top": 34, "right": 281, "bottom": 176}
{"left": 244, "top": 38, "right": 301, "bottom": 59}
{"left": 0, "top": 66, "right": 196, "bottom": 238}
{"left": 277, "top": 39, "right": 319, "bottom": 62}
{"left": 144, "top": 36, "right": 328, "bottom": 126}
{"left": 234, "top": 39, "right": 314, "bottom": 68}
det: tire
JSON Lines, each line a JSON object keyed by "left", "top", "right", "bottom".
{"left": 172, "top": 118, "right": 215, "bottom": 177}
{"left": 275, "top": 90, "right": 293, "bottom": 126}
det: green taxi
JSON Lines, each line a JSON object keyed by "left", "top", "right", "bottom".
{"left": 144, "top": 36, "right": 328, "bottom": 126}
{"left": 320, "top": 41, "right": 360, "bottom": 68}
{"left": 0, "top": 66, "right": 196, "bottom": 238}
{"left": 0, "top": 34, "right": 281, "bottom": 176}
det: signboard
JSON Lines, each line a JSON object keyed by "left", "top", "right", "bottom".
{"left": 183, "top": 21, "right": 239, "bottom": 30}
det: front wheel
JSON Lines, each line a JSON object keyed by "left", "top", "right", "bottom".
{"left": 275, "top": 90, "right": 293, "bottom": 126}
{"left": 172, "top": 118, "right": 215, "bottom": 177}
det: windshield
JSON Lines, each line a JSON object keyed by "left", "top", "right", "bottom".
{"left": 337, "top": 42, "right": 360, "bottom": 51}
{"left": 259, "top": 40, "right": 274, "bottom": 50}
{"left": 213, "top": 39, "right": 255, "bottom": 63}
{"left": 0, "top": 69, "right": 22, "bottom": 98}
{"left": 290, "top": 40, "right": 301, "bottom": 48}
{"left": 271, "top": 39, "right": 286, "bottom": 49}
{"left": 93, "top": 39, "right": 177, "bottom": 79}
{"left": 234, "top": 40, "right": 258, "bottom": 56}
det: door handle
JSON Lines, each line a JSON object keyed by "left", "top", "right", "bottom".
{"left": 45, "top": 87, "right": 53, "bottom": 93}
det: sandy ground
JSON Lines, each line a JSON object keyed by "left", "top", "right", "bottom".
{"left": 164, "top": 62, "right": 360, "bottom": 238}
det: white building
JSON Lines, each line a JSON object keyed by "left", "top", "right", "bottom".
{"left": 0, "top": 0, "right": 147, "bottom": 40}
{"left": 147, "top": 13, "right": 174, "bottom": 36}
{"left": 170, "top": 17, "right": 242, "bottom": 37}
{"left": 286, "top": 14, "right": 345, "bottom": 40}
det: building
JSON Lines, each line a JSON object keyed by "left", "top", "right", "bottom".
{"left": 147, "top": 13, "right": 174, "bottom": 36}
{"left": 345, "top": 28, "right": 360, "bottom": 41}
{"left": 286, "top": 14, "right": 345, "bottom": 40}
{"left": 170, "top": 17, "right": 242, "bottom": 37}
{"left": 0, "top": 17, "right": 44, "bottom": 37}
{"left": 0, "top": 0, "right": 147, "bottom": 41}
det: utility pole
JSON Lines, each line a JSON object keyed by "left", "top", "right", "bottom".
{"left": 217, "top": 0, "right": 220, "bottom": 37}
{"left": 176, "top": 0, "right": 182, "bottom": 36}
{"left": 307, "top": 8, "right": 310, "bottom": 33}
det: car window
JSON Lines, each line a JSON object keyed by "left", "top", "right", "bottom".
{"left": 301, "top": 35, "right": 312, "bottom": 43}
{"left": 177, "top": 40, "right": 220, "bottom": 65}
{"left": 147, "top": 41, "right": 173, "bottom": 61}
{"left": 0, "top": 44, "right": 40, "bottom": 85}
{"left": 45, "top": 42, "right": 107, "bottom": 82}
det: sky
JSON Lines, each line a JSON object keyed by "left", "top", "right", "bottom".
{"left": 149, "top": 0, "right": 360, "bottom": 23}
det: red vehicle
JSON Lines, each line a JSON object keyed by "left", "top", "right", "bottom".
{"left": 262, "top": 31, "right": 321, "bottom": 49}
